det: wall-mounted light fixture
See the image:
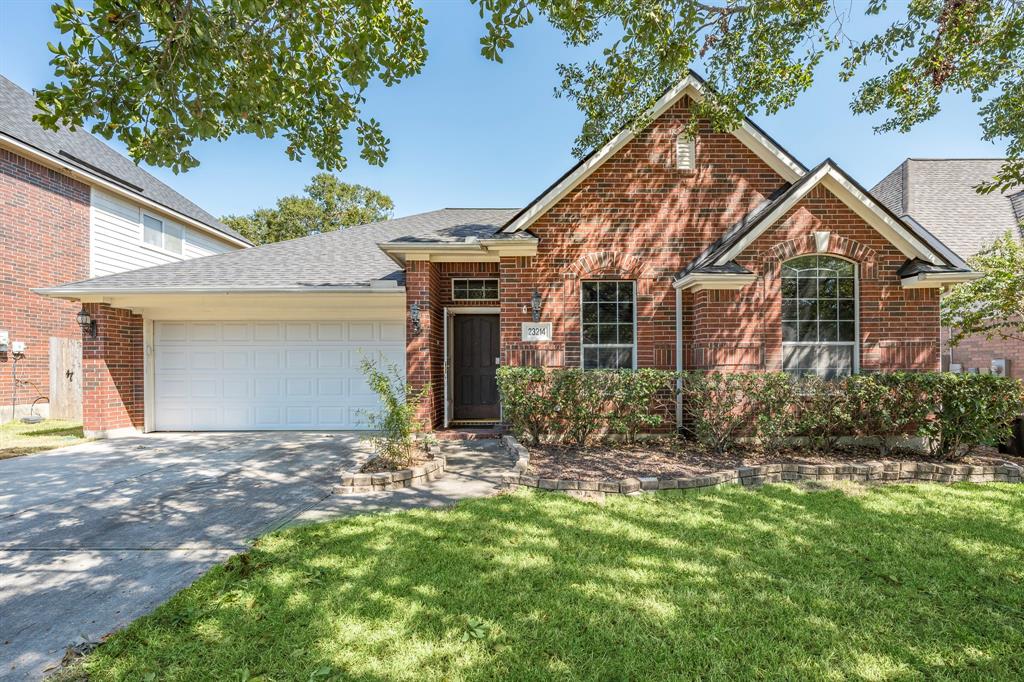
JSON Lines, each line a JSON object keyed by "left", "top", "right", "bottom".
{"left": 76, "top": 307, "right": 97, "bottom": 339}
{"left": 531, "top": 289, "right": 542, "bottom": 322}
{"left": 410, "top": 301, "right": 422, "bottom": 335}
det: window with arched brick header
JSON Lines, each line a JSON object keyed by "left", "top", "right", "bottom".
{"left": 781, "top": 255, "right": 859, "bottom": 378}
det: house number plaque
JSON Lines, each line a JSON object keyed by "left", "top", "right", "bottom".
{"left": 521, "top": 322, "right": 552, "bottom": 342}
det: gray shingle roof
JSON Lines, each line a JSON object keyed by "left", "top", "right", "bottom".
{"left": 871, "top": 159, "right": 1023, "bottom": 259}
{"left": 0, "top": 74, "right": 248, "bottom": 245}
{"left": 41, "top": 208, "right": 520, "bottom": 292}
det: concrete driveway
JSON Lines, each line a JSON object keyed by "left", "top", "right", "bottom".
{"left": 0, "top": 432, "right": 383, "bottom": 679}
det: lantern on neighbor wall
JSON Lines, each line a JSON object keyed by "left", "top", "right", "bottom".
{"left": 76, "top": 307, "right": 97, "bottom": 338}
{"left": 531, "top": 289, "right": 542, "bottom": 322}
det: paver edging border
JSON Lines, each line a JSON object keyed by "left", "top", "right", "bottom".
{"left": 499, "top": 435, "right": 1024, "bottom": 495}
{"left": 336, "top": 444, "right": 444, "bottom": 493}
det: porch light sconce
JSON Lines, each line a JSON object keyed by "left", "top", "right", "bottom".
{"left": 531, "top": 289, "right": 542, "bottom": 322}
{"left": 76, "top": 307, "right": 97, "bottom": 339}
{"left": 410, "top": 301, "right": 422, "bottom": 335}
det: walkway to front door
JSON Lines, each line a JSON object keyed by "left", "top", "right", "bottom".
{"left": 452, "top": 314, "right": 500, "bottom": 421}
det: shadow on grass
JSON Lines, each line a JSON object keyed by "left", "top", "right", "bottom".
{"left": 22, "top": 425, "right": 85, "bottom": 439}
{"left": 80, "top": 484, "right": 1024, "bottom": 681}
{"left": 0, "top": 422, "right": 86, "bottom": 459}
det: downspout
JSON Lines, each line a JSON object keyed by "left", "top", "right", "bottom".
{"left": 675, "top": 285, "right": 683, "bottom": 430}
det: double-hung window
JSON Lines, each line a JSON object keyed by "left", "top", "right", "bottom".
{"left": 142, "top": 213, "right": 183, "bottom": 255}
{"left": 581, "top": 281, "right": 636, "bottom": 369}
{"left": 781, "top": 255, "right": 858, "bottom": 378}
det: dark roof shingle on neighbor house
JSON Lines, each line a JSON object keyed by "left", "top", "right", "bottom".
{"left": 871, "top": 158, "right": 1024, "bottom": 260}
{"left": 39, "top": 208, "right": 521, "bottom": 293}
{"left": 0, "top": 74, "right": 248, "bottom": 244}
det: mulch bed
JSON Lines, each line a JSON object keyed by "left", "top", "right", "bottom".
{"left": 528, "top": 440, "right": 1022, "bottom": 482}
{"left": 360, "top": 451, "right": 435, "bottom": 474}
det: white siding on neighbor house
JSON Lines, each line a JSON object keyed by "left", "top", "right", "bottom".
{"left": 90, "top": 188, "right": 238, "bottom": 277}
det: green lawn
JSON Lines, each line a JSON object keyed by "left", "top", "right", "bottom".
{"left": 0, "top": 419, "right": 88, "bottom": 459}
{"left": 80, "top": 484, "right": 1024, "bottom": 681}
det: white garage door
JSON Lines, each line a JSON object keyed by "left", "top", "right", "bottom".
{"left": 154, "top": 320, "right": 405, "bottom": 431}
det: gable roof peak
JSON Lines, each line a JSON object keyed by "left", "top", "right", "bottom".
{"left": 500, "top": 70, "right": 808, "bottom": 234}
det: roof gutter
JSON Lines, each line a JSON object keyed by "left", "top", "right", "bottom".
{"left": 377, "top": 238, "right": 537, "bottom": 265}
{"left": 0, "top": 132, "right": 252, "bottom": 249}
{"left": 33, "top": 284, "right": 403, "bottom": 300}
{"left": 673, "top": 272, "right": 757, "bottom": 291}
{"left": 899, "top": 271, "right": 983, "bottom": 290}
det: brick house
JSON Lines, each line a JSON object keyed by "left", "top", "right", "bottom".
{"left": 39, "top": 72, "right": 977, "bottom": 436}
{"left": 0, "top": 74, "right": 250, "bottom": 423}
{"left": 873, "top": 158, "right": 1024, "bottom": 379}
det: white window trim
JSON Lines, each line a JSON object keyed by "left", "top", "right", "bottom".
{"left": 451, "top": 277, "right": 500, "bottom": 302}
{"left": 780, "top": 254, "right": 861, "bottom": 376}
{"left": 579, "top": 279, "right": 638, "bottom": 370}
{"left": 141, "top": 210, "right": 185, "bottom": 256}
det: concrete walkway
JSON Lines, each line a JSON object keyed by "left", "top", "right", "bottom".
{"left": 0, "top": 433, "right": 511, "bottom": 681}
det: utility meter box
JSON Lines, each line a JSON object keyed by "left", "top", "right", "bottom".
{"left": 11, "top": 340, "right": 26, "bottom": 354}
{"left": 992, "top": 358, "right": 1009, "bottom": 377}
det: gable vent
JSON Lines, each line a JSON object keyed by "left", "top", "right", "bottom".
{"left": 676, "top": 133, "right": 696, "bottom": 171}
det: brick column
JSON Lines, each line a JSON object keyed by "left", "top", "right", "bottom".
{"left": 405, "top": 261, "right": 442, "bottom": 429}
{"left": 82, "top": 303, "right": 144, "bottom": 437}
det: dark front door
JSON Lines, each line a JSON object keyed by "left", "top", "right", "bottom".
{"left": 452, "top": 314, "right": 500, "bottom": 421}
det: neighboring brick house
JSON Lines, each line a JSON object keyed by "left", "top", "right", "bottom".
{"left": 39, "top": 72, "right": 977, "bottom": 437}
{"left": 0, "top": 74, "right": 250, "bottom": 423}
{"left": 873, "top": 159, "right": 1024, "bottom": 379}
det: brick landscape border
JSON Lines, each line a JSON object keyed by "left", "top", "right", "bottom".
{"left": 500, "top": 435, "right": 1024, "bottom": 495}
{"left": 337, "top": 445, "right": 444, "bottom": 493}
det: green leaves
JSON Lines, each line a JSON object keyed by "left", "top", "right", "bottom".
{"left": 942, "top": 230, "right": 1024, "bottom": 347}
{"left": 35, "top": 0, "right": 428, "bottom": 172}
{"left": 221, "top": 172, "right": 393, "bottom": 245}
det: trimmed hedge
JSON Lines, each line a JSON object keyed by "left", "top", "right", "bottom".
{"left": 496, "top": 367, "right": 1024, "bottom": 460}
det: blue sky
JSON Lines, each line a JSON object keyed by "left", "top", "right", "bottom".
{"left": 0, "top": 0, "right": 1005, "bottom": 219}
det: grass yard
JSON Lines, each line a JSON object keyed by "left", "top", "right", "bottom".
{"left": 0, "top": 419, "right": 88, "bottom": 459}
{"left": 78, "top": 484, "right": 1024, "bottom": 681}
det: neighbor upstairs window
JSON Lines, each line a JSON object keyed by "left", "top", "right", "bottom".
{"left": 581, "top": 281, "right": 635, "bottom": 369}
{"left": 142, "top": 213, "right": 183, "bottom": 255}
{"left": 781, "top": 255, "right": 857, "bottom": 378}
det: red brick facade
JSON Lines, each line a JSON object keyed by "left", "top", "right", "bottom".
{"left": 405, "top": 97, "right": 943, "bottom": 428}
{"left": 0, "top": 148, "right": 90, "bottom": 419}
{"left": 81, "top": 303, "right": 144, "bottom": 434}
{"left": 942, "top": 327, "right": 1024, "bottom": 380}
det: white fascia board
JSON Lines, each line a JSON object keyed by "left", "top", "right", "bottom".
{"left": 673, "top": 272, "right": 757, "bottom": 291}
{"left": 377, "top": 239, "right": 538, "bottom": 265}
{"left": 33, "top": 285, "right": 400, "bottom": 300}
{"left": 0, "top": 134, "right": 251, "bottom": 249}
{"left": 900, "top": 271, "right": 982, "bottom": 289}
{"left": 501, "top": 76, "right": 806, "bottom": 234}
{"left": 714, "top": 164, "right": 942, "bottom": 266}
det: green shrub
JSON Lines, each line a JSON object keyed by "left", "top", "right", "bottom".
{"left": 793, "top": 375, "right": 856, "bottom": 451}
{"left": 749, "top": 372, "right": 800, "bottom": 454}
{"left": 608, "top": 369, "right": 677, "bottom": 444}
{"left": 359, "top": 354, "right": 430, "bottom": 468}
{"left": 917, "top": 373, "right": 1024, "bottom": 459}
{"left": 550, "top": 369, "right": 614, "bottom": 446}
{"left": 496, "top": 366, "right": 554, "bottom": 446}
{"left": 847, "top": 372, "right": 931, "bottom": 455}
{"left": 678, "top": 371, "right": 757, "bottom": 454}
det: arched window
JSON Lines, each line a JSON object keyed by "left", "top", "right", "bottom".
{"left": 781, "top": 255, "right": 858, "bottom": 377}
